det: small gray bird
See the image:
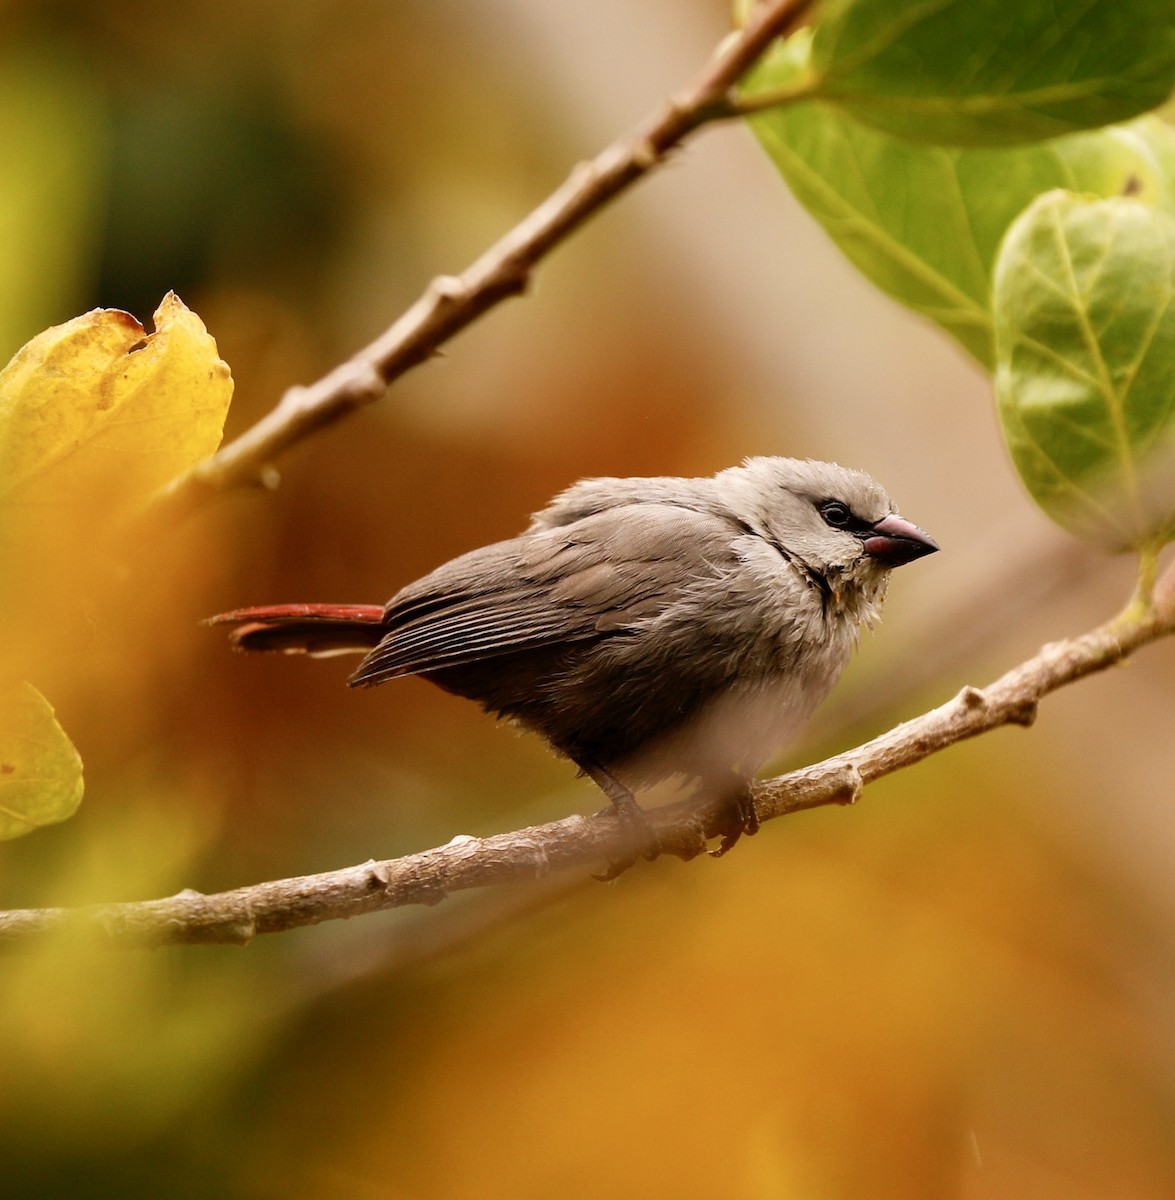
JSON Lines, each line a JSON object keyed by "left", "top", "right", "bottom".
{"left": 214, "top": 457, "right": 937, "bottom": 861}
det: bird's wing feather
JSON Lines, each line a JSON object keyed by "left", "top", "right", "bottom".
{"left": 350, "top": 504, "right": 739, "bottom": 686}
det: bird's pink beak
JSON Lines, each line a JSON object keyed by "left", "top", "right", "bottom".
{"left": 863, "top": 514, "right": 939, "bottom": 566}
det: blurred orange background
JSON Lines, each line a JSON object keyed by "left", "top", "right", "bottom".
{"left": 1, "top": 2, "right": 1174, "bottom": 1197}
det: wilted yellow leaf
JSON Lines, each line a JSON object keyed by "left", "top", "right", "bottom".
{"left": 0, "top": 682, "right": 83, "bottom": 840}
{"left": 0, "top": 291, "right": 233, "bottom": 517}
{"left": 0, "top": 294, "right": 232, "bottom": 835}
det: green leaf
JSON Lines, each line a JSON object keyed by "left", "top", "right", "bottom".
{"left": 745, "top": 34, "right": 1175, "bottom": 366}
{"left": 994, "top": 191, "right": 1175, "bottom": 548}
{"left": 0, "top": 682, "right": 83, "bottom": 839}
{"left": 810, "top": 0, "right": 1175, "bottom": 146}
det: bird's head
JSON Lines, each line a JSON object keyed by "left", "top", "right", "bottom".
{"left": 720, "top": 457, "right": 939, "bottom": 614}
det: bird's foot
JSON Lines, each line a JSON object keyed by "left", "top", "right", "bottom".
{"left": 578, "top": 760, "right": 659, "bottom": 880}
{"left": 708, "top": 783, "right": 759, "bottom": 858}
{"left": 592, "top": 800, "right": 659, "bottom": 881}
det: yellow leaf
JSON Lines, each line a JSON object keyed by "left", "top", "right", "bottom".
{"left": 0, "top": 292, "right": 234, "bottom": 694}
{"left": 0, "top": 682, "right": 83, "bottom": 840}
{"left": 0, "top": 291, "right": 233, "bottom": 516}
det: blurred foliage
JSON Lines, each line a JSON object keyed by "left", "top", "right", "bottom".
{"left": 0, "top": 29, "right": 106, "bottom": 358}
{"left": 0, "top": 2, "right": 1174, "bottom": 1199}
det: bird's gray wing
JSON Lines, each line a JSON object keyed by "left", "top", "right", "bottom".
{"left": 349, "top": 503, "right": 740, "bottom": 686}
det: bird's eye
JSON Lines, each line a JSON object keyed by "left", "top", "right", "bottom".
{"left": 819, "top": 500, "right": 853, "bottom": 529}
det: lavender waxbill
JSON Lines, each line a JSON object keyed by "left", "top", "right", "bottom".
{"left": 213, "top": 457, "right": 938, "bottom": 862}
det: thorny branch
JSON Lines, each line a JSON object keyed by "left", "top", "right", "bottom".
{"left": 151, "top": 0, "right": 816, "bottom": 523}
{"left": 2, "top": 562, "right": 1171, "bottom": 949}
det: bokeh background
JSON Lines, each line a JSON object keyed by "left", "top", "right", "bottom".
{"left": 2, "top": 2, "right": 1175, "bottom": 1197}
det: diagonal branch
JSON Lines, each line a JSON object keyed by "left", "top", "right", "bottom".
{"left": 2, "top": 565, "right": 1171, "bottom": 949}
{"left": 149, "top": 0, "right": 816, "bottom": 523}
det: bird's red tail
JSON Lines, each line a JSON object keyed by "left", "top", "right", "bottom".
{"left": 208, "top": 604, "right": 386, "bottom": 657}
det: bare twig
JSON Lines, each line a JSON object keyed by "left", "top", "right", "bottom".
{"left": 150, "top": 0, "right": 816, "bottom": 523}
{"left": 3, "top": 563, "right": 1171, "bottom": 949}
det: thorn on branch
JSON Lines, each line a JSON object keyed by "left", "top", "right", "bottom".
{"left": 429, "top": 274, "right": 467, "bottom": 306}
{"left": 276, "top": 382, "right": 312, "bottom": 415}
{"left": 830, "top": 762, "right": 864, "bottom": 806}
{"left": 345, "top": 361, "right": 387, "bottom": 401}
{"left": 493, "top": 261, "right": 533, "bottom": 300}
{"left": 1007, "top": 699, "right": 1039, "bottom": 727}
{"left": 630, "top": 138, "right": 659, "bottom": 170}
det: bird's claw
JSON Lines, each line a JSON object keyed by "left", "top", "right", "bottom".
{"left": 593, "top": 792, "right": 660, "bottom": 881}
{"left": 707, "top": 785, "right": 759, "bottom": 858}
